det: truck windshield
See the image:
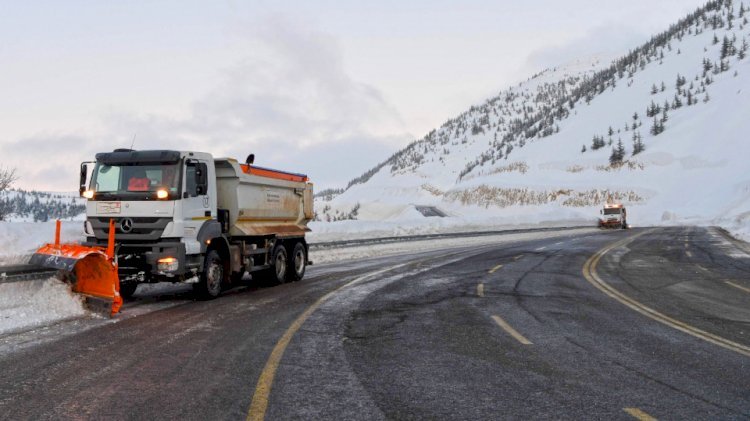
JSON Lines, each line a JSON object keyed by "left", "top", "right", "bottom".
{"left": 603, "top": 208, "right": 622, "bottom": 215}
{"left": 90, "top": 163, "right": 180, "bottom": 199}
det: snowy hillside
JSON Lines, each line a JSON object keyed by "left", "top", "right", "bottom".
{"left": 0, "top": 190, "right": 85, "bottom": 222}
{"left": 314, "top": 0, "right": 750, "bottom": 241}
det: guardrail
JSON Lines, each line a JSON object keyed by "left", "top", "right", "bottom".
{"left": 0, "top": 263, "right": 56, "bottom": 284}
{"left": 0, "top": 225, "right": 590, "bottom": 283}
{"left": 308, "top": 225, "right": 589, "bottom": 250}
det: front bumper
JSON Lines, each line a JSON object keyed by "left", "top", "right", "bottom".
{"left": 84, "top": 238, "right": 194, "bottom": 281}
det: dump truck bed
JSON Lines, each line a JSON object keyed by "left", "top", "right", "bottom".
{"left": 214, "top": 159, "right": 313, "bottom": 238}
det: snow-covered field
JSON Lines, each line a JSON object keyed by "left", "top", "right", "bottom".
{"left": 0, "top": 221, "right": 83, "bottom": 265}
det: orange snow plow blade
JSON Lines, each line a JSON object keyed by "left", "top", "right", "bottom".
{"left": 29, "top": 220, "right": 122, "bottom": 316}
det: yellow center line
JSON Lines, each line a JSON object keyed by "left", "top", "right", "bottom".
{"left": 247, "top": 262, "right": 408, "bottom": 421}
{"left": 477, "top": 283, "right": 485, "bottom": 297}
{"left": 726, "top": 280, "right": 750, "bottom": 294}
{"left": 624, "top": 407, "right": 657, "bottom": 421}
{"left": 488, "top": 264, "right": 503, "bottom": 274}
{"left": 491, "top": 315, "right": 532, "bottom": 345}
{"left": 582, "top": 229, "right": 750, "bottom": 358}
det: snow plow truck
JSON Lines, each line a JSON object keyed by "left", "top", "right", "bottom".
{"left": 598, "top": 203, "right": 628, "bottom": 229}
{"left": 30, "top": 149, "right": 314, "bottom": 315}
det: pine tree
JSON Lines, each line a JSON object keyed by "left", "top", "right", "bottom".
{"left": 740, "top": 38, "right": 749, "bottom": 59}
{"left": 650, "top": 116, "right": 664, "bottom": 136}
{"left": 609, "top": 139, "right": 626, "bottom": 165}
{"left": 632, "top": 132, "right": 645, "bottom": 155}
{"left": 661, "top": 106, "right": 669, "bottom": 124}
{"left": 721, "top": 35, "right": 732, "bottom": 59}
{"left": 673, "top": 94, "right": 683, "bottom": 108}
{"left": 581, "top": 144, "right": 587, "bottom": 153}
{"left": 651, "top": 84, "right": 659, "bottom": 94}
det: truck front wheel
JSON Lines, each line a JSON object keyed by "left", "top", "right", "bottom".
{"left": 194, "top": 250, "right": 224, "bottom": 299}
{"left": 287, "top": 242, "right": 306, "bottom": 282}
{"left": 119, "top": 282, "right": 138, "bottom": 300}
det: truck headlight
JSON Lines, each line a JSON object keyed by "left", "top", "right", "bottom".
{"left": 156, "top": 189, "right": 169, "bottom": 199}
{"left": 83, "top": 190, "right": 94, "bottom": 199}
{"left": 157, "top": 257, "right": 179, "bottom": 272}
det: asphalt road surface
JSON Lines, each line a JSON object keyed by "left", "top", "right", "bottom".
{"left": 1, "top": 227, "right": 749, "bottom": 420}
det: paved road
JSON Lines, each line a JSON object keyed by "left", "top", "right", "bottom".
{"left": 1, "top": 227, "right": 749, "bottom": 420}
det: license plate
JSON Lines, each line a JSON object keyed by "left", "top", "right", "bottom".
{"left": 97, "top": 202, "right": 122, "bottom": 214}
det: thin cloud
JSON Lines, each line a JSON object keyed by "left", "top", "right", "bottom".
{"left": 6, "top": 17, "right": 410, "bottom": 191}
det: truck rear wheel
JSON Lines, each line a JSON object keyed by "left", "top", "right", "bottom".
{"left": 287, "top": 242, "right": 306, "bottom": 282}
{"left": 194, "top": 250, "right": 224, "bottom": 299}
{"left": 270, "top": 244, "right": 288, "bottom": 284}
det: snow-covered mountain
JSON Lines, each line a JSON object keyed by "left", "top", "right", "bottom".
{"left": 314, "top": 0, "right": 750, "bottom": 240}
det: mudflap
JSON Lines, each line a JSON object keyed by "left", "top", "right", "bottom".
{"left": 29, "top": 220, "right": 122, "bottom": 317}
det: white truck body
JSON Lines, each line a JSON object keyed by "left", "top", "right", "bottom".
{"left": 81, "top": 149, "right": 313, "bottom": 297}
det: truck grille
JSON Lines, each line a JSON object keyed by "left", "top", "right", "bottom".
{"left": 90, "top": 217, "right": 172, "bottom": 241}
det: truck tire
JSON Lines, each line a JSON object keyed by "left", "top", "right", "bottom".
{"left": 194, "top": 250, "right": 224, "bottom": 299}
{"left": 287, "top": 242, "right": 306, "bottom": 282}
{"left": 119, "top": 282, "right": 138, "bottom": 300}
{"left": 271, "top": 244, "right": 288, "bottom": 284}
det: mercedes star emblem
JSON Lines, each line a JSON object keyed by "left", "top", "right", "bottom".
{"left": 120, "top": 218, "right": 134, "bottom": 233}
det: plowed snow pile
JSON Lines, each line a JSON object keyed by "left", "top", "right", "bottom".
{"left": 0, "top": 277, "right": 88, "bottom": 335}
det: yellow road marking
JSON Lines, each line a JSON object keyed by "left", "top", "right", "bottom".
{"left": 488, "top": 264, "right": 503, "bottom": 274}
{"left": 247, "top": 263, "right": 408, "bottom": 421}
{"left": 477, "top": 283, "right": 485, "bottom": 297}
{"left": 582, "top": 229, "right": 750, "bottom": 358}
{"left": 624, "top": 407, "right": 657, "bottom": 421}
{"left": 491, "top": 315, "right": 532, "bottom": 345}
{"left": 726, "top": 280, "right": 750, "bottom": 294}
{"left": 513, "top": 255, "right": 523, "bottom": 261}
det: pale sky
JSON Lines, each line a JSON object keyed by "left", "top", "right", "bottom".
{"left": 0, "top": 0, "right": 708, "bottom": 190}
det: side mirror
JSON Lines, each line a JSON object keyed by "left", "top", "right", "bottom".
{"left": 79, "top": 163, "right": 88, "bottom": 196}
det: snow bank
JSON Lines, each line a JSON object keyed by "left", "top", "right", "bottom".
{"left": 0, "top": 277, "right": 88, "bottom": 335}
{"left": 0, "top": 221, "right": 83, "bottom": 265}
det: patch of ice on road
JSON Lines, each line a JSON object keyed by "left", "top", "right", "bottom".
{"left": 0, "top": 277, "right": 89, "bottom": 336}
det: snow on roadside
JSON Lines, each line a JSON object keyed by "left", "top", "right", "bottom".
{"left": 0, "top": 221, "right": 83, "bottom": 265}
{"left": 0, "top": 277, "right": 89, "bottom": 336}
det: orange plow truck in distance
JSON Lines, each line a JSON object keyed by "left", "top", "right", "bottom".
{"left": 30, "top": 219, "right": 122, "bottom": 316}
